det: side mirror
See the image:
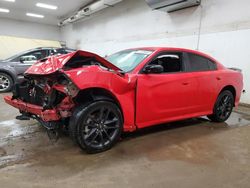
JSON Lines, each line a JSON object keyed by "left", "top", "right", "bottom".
{"left": 143, "top": 64, "right": 164, "bottom": 74}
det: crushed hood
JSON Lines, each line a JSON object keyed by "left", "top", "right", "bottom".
{"left": 25, "top": 50, "right": 121, "bottom": 75}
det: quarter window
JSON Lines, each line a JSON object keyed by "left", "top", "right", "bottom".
{"left": 187, "top": 53, "right": 217, "bottom": 71}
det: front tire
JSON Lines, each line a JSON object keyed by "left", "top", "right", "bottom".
{"left": 208, "top": 90, "right": 234, "bottom": 122}
{"left": 0, "top": 73, "right": 13, "bottom": 92}
{"left": 70, "top": 101, "right": 123, "bottom": 153}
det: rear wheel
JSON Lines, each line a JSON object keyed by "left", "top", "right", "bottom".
{"left": 0, "top": 73, "right": 13, "bottom": 92}
{"left": 70, "top": 101, "right": 123, "bottom": 153}
{"left": 207, "top": 90, "right": 234, "bottom": 122}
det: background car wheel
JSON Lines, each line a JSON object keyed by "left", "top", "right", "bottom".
{"left": 0, "top": 73, "right": 13, "bottom": 93}
{"left": 207, "top": 90, "right": 234, "bottom": 122}
{"left": 70, "top": 101, "right": 123, "bottom": 153}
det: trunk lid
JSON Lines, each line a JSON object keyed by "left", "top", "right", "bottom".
{"left": 228, "top": 67, "right": 242, "bottom": 72}
{"left": 25, "top": 50, "right": 121, "bottom": 75}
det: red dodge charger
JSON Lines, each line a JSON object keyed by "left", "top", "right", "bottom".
{"left": 4, "top": 47, "right": 243, "bottom": 153}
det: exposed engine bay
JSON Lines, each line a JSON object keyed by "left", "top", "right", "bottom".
{"left": 13, "top": 73, "right": 77, "bottom": 109}
{"left": 10, "top": 73, "right": 79, "bottom": 140}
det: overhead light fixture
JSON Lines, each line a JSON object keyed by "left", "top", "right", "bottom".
{"left": 0, "top": 8, "right": 10, "bottom": 13}
{"left": 36, "top": 3, "right": 57, "bottom": 10}
{"left": 2, "top": 0, "right": 15, "bottom": 2}
{"left": 58, "top": 0, "right": 123, "bottom": 26}
{"left": 26, "top": 13, "right": 44, "bottom": 18}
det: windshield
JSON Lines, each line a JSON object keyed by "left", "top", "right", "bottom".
{"left": 106, "top": 49, "right": 153, "bottom": 72}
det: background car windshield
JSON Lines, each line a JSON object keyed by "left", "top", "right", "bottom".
{"left": 107, "top": 50, "right": 153, "bottom": 72}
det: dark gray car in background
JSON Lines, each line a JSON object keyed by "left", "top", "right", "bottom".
{"left": 0, "top": 47, "right": 75, "bottom": 92}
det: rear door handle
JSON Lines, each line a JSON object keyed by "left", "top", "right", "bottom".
{"left": 182, "top": 82, "right": 189, "bottom": 85}
{"left": 216, "top": 77, "right": 222, "bottom": 81}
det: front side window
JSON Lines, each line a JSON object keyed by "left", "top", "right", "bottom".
{"left": 107, "top": 50, "right": 153, "bottom": 72}
{"left": 187, "top": 53, "right": 217, "bottom": 71}
{"left": 147, "top": 53, "right": 183, "bottom": 73}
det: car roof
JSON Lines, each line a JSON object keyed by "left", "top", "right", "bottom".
{"left": 128, "top": 47, "right": 219, "bottom": 63}
{"left": 129, "top": 47, "right": 203, "bottom": 53}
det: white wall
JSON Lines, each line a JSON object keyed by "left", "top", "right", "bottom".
{"left": 0, "top": 18, "right": 62, "bottom": 59}
{"left": 61, "top": 0, "right": 250, "bottom": 104}
{"left": 0, "top": 17, "right": 61, "bottom": 41}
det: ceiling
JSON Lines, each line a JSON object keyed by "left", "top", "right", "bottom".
{"left": 0, "top": 0, "right": 95, "bottom": 25}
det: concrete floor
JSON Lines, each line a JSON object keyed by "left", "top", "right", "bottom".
{"left": 0, "top": 93, "right": 249, "bottom": 188}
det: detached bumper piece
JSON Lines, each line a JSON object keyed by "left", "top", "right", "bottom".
{"left": 4, "top": 96, "right": 60, "bottom": 121}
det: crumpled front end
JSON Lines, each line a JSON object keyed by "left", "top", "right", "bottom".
{"left": 4, "top": 72, "right": 78, "bottom": 122}
{"left": 3, "top": 49, "right": 121, "bottom": 125}
{"left": 3, "top": 49, "right": 129, "bottom": 135}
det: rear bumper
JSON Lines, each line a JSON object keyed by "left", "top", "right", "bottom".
{"left": 4, "top": 96, "right": 60, "bottom": 121}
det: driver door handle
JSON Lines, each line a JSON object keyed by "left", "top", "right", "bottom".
{"left": 182, "top": 82, "right": 189, "bottom": 85}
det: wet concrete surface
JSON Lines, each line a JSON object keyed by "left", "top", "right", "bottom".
{"left": 0, "top": 93, "right": 249, "bottom": 188}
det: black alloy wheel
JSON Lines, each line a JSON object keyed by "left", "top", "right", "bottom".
{"left": 70, "top": 101, "right": 123, "bottom": 153}
{"left": 208, "top": 90, "right": 234, "bottom": 122}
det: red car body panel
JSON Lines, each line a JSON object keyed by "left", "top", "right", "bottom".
{"left": 4, "top": 47, "right": 243, "bottom": 132}
{"left": 4, "top": 96, "right": 60, "bottom": 121}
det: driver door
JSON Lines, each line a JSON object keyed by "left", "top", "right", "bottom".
{"left": 136, "top": 52, "right": 199, "bottom": 128}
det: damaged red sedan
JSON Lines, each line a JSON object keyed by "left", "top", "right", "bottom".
{"left": 4, "top": 47, "right": 243, "bottom": 153}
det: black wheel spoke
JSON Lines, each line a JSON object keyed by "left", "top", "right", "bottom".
{"left": 85, "top": 128, "right": 97, "bottom": 140}
{"left": 104, "top": 125, "right": 119, "bottom": 130}
{"left": 85, "top": 123, "right": 97, "bottom": 128}
{"left": 103, "top": 129, "right": 111, "bottom": 141}
{"left": 99, "top": 131, "right": 105, "bottom": 146}
{"left": 90, "top": 131, "right": 99, "bottom": 144}
{"left": 103, "top": 109, "right": 110, "bottom": 122}
{"left": 87, "top": 115, "right": 98, "bottom": 124}
{"left": 99, "top": 107, "right": 105, "bottom": 120}
{"left": 105, "top": 118, "right": 118, "bottom": 125}
{"left": 223, "top": 96, "right": 229, "bottom": 104}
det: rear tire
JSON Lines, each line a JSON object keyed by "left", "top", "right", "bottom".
{"left": 69, "top": 101, "right": 123, "bottom": 153}
{"left": 207, "top": 90, "right": 234, "bottom": 122}
{"left": 0, "top": 73, "right": 13, "bottom": 93}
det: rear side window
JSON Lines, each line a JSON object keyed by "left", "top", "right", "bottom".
{"left": 187, "top": 53, "right": 217, "bottom": 71}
